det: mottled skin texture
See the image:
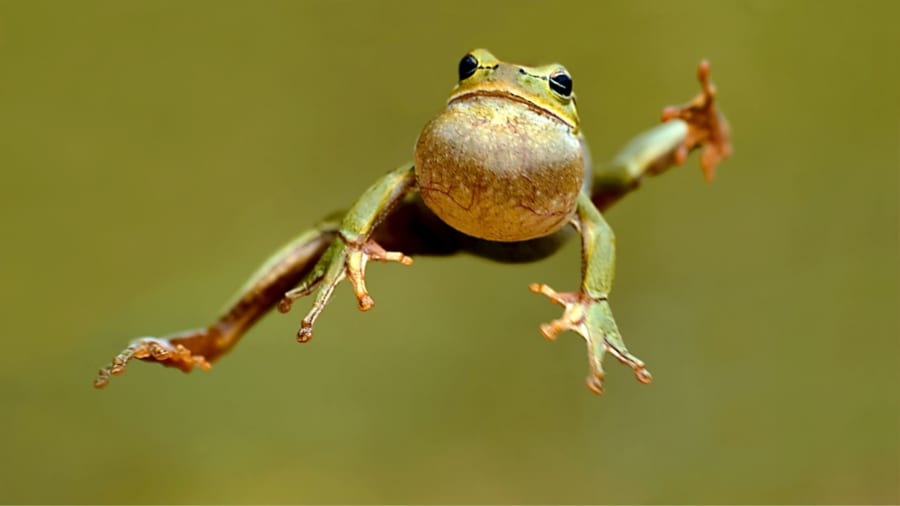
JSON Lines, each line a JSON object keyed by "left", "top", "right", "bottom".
{"left": 95, "top": 50, "right": 731, "bottom": 395}
{"left": 416, "top": 95, "right": 583, "bottom": 241}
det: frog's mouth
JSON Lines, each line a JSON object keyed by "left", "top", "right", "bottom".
{"left": 448, "top": 89, "right": 577, "bottom": 129}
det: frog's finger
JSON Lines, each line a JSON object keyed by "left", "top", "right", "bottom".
{"left": 347, "top": 239, "right": 413, "bottom": 311}
{"left": 528, "top": 283, "right": 585, "bottom": 341}
{"left": 287, "top": 164, "right": 417, "bottom": 342}
{"left": 295, "top": 242, "right": 348, "bottom": 342}
{"left": 279, "top": 272, "right": 325, "bottom": 313}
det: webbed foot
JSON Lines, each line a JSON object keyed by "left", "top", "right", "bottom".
{"left": 278, "top": 236, "right": 412, "bottom": 342}
{"left": 529, "top": 283, "right": 652, "bottom": 394}
{"left": 94, "top": 334, "right": 212, "bottom": 389}
{"left": 661, "top": 60, "right": 732, "bottom": 182}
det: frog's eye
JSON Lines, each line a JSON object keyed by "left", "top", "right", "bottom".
{"left": 458, "top": 54, "right": 479, "bottom": 81}
{"left": 549, "top": 71, "right": 573, "bottom": 98}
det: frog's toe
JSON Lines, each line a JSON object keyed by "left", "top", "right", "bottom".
{"left": 281, "top": 236, "right": 413, "bottom": 343}
{"left": 586, "top": 370, "right": 606, "bottom": 395}
{"left": 660, "top": 59, "right": 732, "bottom": 182}
{"left": 585, "top": 321, "right": 652, "bottom": 394}
{"left": 297, "top": 319, "right": 315, "bottom": 343}
{"left": 528, "top": 283, "right": 586, "bottom": 341}
{"left": 600, "top": 331, "right": 653, "bottom": 385}
{"left": 346, "top": 238, "right": 413, "bottom": 312}
{"left": 294, "top": 273, "right": 343, "bottom": 343}
{"left": 94, "top": 336, "right": 212, "bottom": 389}
{"left": 530, "top": 282, "right": 651, "bottom": 394}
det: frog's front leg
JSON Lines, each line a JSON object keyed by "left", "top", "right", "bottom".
{"left": 277, "top": 163, "right": 416, "bottom": 342}
{"left": 530, "top": 193, "right": 651, "bottom": 394}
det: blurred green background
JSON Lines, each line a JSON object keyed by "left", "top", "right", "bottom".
{"left": 1, "top": 1, "right": 897, "bottom": 504}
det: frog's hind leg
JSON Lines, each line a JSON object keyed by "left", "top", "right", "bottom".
{"left": 530, "top": 193, "right": 651, "bottom": 394}
{"left": 94, "top": 164, "right": 462, "bottom": 389}
{"left": 94, "top": 219, "right": 340, "bottom": 388}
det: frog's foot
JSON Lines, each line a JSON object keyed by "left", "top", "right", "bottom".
{"left": 661, "top": 60, "right": 733, "bottom": 182}
{"left": 94, "top": 335, "right": 212, "bottom": 389}
{"left": 529, "top": 283, "right": 652, "bottom": 394}
{"left": 278, "top": 236, "right": 412, "bottom": 343}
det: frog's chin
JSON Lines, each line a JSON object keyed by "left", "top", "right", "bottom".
{"left": 448, "top": 89, "right": 576, "bottom": 130}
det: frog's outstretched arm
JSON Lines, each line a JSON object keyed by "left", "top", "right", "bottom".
{"left": 94, "top": 165, "right": 417, "bottom": 388}
{"left": 592, "top": 60, "right": 732, "bottom": 211}
{"left": 276, "top": 164, "right": 416, "bottom": 342}
{"left": 530, "top": 193, "right": 651, "bottom": 394}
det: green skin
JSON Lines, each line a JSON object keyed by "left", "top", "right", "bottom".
{"left": 279, "top": 122, "right": 684, "bottom": 393}
{"left": 94, "top": 51, "right": 730, "bottom": 395}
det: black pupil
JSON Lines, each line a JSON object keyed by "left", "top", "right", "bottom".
{"left": 458, "top": 54, "right": 479, "bottom": 80}
{"left": 549, "top": 73, "right": 573, "bottom": 97}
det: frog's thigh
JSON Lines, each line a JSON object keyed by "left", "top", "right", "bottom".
{"left": 592, "top": 120, "right": 688, "bottom": 210}
{"left": 458, "top": 228, "right": 574, "bottom": 264}
{"left": 372, "top": 192, "right": 571, "bottom": 264}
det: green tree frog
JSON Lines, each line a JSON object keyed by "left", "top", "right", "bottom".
{"left": 95, "top": 49, "right": 731, "bottom": 394}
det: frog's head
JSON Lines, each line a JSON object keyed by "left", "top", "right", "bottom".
{"left": 448, "top": 48, "right": 580, "bottom": 131}
{"left": 415, "top": 48, "right": 586, "bottom": 241}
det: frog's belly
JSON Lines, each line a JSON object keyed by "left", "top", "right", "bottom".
{"left": 414, "top": 97, "right": 584, "bottom": 242}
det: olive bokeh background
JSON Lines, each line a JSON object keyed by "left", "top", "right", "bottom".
{"left": 1, "top": 1, "right": 897, "bottom": 504}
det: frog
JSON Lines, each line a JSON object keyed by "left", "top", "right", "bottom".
{"left": 95, "top": 49, "right": 731, "bottom": 394}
